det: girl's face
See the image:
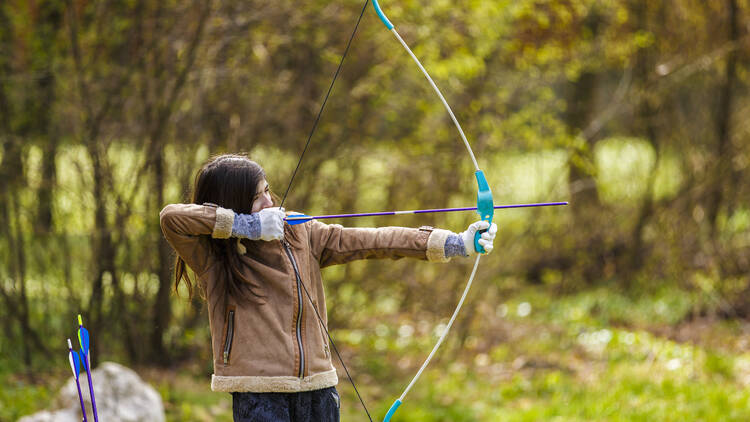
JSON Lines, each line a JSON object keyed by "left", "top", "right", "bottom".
{"left": 251, "top": 179, "right": 273, "bottom": 213}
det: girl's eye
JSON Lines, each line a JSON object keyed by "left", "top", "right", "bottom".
{"left": 253, "top": 187, "right": 270, "bottom": 201}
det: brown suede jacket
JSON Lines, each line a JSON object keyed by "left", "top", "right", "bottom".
{"left": 159, "top": 203, "right": 454, "bottom": 393}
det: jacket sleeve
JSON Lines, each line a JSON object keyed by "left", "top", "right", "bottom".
{"left": 308, "top": 220, "right": 454, "bottom": 268}
{"left": 159, "top": 203, "right": 236, "bottom": 276}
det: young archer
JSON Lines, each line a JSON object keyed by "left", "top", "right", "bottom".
{"left": 160, "top": 154, "right": 497, "bottom": 421}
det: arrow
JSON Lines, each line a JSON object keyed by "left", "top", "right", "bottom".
{"left": 77, "top": 315, "right": 99, "bottom": 422}
{"left": 68, "top": 339, "right": 88, "bottom": 422}
{"left": 285, "top": 201, "right": 568, "bottom": 225}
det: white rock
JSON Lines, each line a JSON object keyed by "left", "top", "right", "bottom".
{"left": 19, "top": 361, "right": 165, "bottom": 422}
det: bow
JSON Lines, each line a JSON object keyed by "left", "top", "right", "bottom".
{"left": 278, "top": 1, "right": 498, "bottom": 420}
{"left": 370, "top": 1, "right": 495, "bottom": 419}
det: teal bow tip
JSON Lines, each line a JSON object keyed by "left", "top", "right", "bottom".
{"left": 382, "top": 399, "right": 402, "bottom": 422}
{"left": 371, "top": 0, "right": 394, "bottom": 30}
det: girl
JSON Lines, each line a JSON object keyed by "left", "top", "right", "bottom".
{"left": 160, "top": 154, "right": 497, "bottom": 422}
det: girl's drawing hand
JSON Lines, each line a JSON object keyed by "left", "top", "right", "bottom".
{"left": 258, "top": 207, "right": 286, "bottom": 241}
{"left": 460, "top": 220, "right": 498, "bottom": 256}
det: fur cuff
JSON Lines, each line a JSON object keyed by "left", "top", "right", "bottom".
{"left": 212, "top": 207, "right": 235, "bottom": 239}
{"left": 211, "top": 369, "right": 338, "bottom": 393}
{"left": 426, "top": 229, "right": 452, "bottom": 263}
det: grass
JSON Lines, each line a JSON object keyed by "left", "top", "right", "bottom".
{"left": 334, "top": 284, "right": 750, "bottom": 421}
{"left": 4, "top": 284, "right": 750, "bottom": 421}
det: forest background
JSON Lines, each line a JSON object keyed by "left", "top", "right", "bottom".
{"left": 2, "top": 0, "right": 750, "bottom": 420}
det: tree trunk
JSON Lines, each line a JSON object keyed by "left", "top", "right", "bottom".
{"left": 564, "top": 9, "right": 606, "bottom": 283}
{"left": 146, "top": 0, "right": 212, "bottom": 365}
{"left": 626, "top": 0, "right": 662, "bottom": 274}
{"left": 33, "top": 0, "right": 64, "bottom": 234}
{"left": 151, "top": 145, "right": 173, "bottom": 365}
{"left": 706, "top": 0, "right": 738, "bottom": 234}
{"left": 36, "top": 70, "right": 58, "bottom": 234}
{"left": 566, "top": 68, "right": 602, "bottom": 214}
{"left": 88, "top": 149, "right": 140, "bottom": 363}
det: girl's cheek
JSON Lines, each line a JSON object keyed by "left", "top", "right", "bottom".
{"left": 250, "top": 195, "right": 271, "bottom": 213}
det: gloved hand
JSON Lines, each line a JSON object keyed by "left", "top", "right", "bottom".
{"left": 459, "top": 220, "right": 498, "bottom": 256}
{"left": 258, "top": 207, "right": 286, "bottom": 241}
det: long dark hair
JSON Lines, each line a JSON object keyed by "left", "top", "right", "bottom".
{"left": 174, "top": 154, "right": 275, "bottom": 305}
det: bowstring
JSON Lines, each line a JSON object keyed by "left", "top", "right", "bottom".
{"left": 278, "top": 1, "right": 374, "bottom": 420}
{"left": 298, "top": 277, "right": 374, "bottom": 422}
{"left": 279, "top": 0, "right": 371, "bottom": 209}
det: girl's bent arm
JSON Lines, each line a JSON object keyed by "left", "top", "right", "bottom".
{"left": 159, "top": 203, "right": 235, "bottom": 275}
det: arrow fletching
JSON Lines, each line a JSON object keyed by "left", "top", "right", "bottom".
{"left": 285, "top": 214, "right": 312, "bottom": 225}
{"left": 68, "top": 339, "right": 81, "bottom": 379}
{"left": 77, "top": 314, "right": 90, "bottom": 356}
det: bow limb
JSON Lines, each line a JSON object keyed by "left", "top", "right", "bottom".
{"left": 383, "top": 254, "right": 483, "bottom": 421}
{"left": 373, "top": 1, "right": 494, "bottom": 421}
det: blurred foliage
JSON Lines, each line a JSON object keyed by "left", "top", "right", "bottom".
{"left": 1, "top": 0, "right": 750, "bottom": 420}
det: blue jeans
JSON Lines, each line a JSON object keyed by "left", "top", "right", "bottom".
{"left": 232, "top": 387, "right": 340, "bottom": 422}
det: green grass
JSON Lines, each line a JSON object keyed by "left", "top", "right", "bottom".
{"left": 5, "top": 285, "right": 750, "bottom": 421}
{"left": 335, "top": 285, "right": 750, "bottom": 421}
{"left": 154, "top": 376, "right": 232, "bottom": 422}
{"left": 0, "top": 372, "right": 56, "bottom": 421}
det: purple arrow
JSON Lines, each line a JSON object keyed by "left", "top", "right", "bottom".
{"left": 285, "top": 201, "right": 568, "bottom": 225}
{"left": 67, "top": 339, "right": 88, "bottom": 422}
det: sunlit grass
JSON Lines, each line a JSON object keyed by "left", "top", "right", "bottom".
{"left": 4, "top": 285, "right": 750, "bottom": 421}
{"left": 335, "top": 285, "right": 750, "bottom": 421}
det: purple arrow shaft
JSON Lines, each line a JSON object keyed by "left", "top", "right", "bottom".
{"left": 81, "top": 353, "right": 98, "bottom": 422}
{"left": 285, "top": 201, "right": 567, "bottom": 222}
{"left": 76, "top": 379, "right": 88, "bottom": 422}
{"left": 69, "top": 343, "right": 88, "bottom": 422}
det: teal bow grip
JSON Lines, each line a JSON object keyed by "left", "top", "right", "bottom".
{"left": 383, "top": 399, "right": 402, "bottom": 422}
{"left": 474, "top": 170, "right": 494, "bottom": 254}
{"left": 372, "top": 0, "right": 394, "bottom": 29}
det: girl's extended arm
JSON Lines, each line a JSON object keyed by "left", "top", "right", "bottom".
{"left": 308, "top": 219, "right": 497, "bottom": 268}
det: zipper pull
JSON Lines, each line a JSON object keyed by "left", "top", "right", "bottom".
{"left": 223, "top": 351, "right": 229, "bottom": 365}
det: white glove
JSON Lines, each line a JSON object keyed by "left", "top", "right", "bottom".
{"left": 460, "top": 220, "right": 498, "bottom": 256}
{"left": 258, "top": 207, "right": 286, "bottom": 241}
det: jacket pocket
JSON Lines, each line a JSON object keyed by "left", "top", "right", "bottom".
{"left": 222, "top": 305, "right": 236, "bottom": 365}
{"left": 317, "top": 319, "right": 330, "bottom": 359}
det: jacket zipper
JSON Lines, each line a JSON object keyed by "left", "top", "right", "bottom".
{"left": 282, "top": 240, "right": 305, "bottom": 378}
{"left": 223, "top": 309, "right": 235, "bottom": 365}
